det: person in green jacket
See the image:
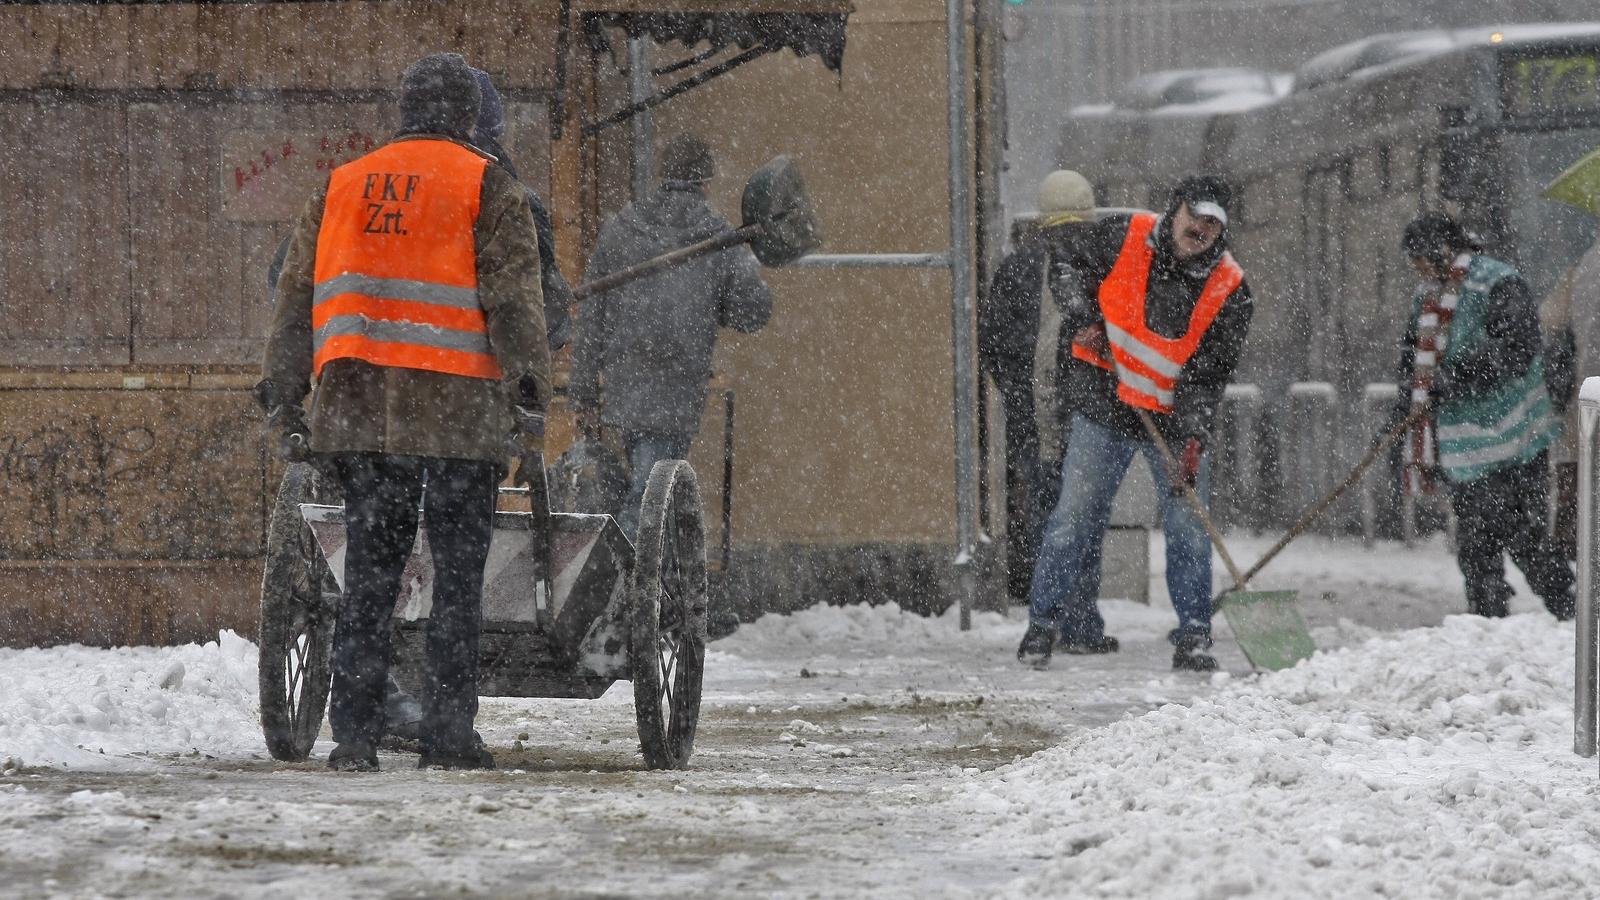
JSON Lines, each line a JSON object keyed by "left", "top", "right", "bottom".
{"left": 1391, "top": 212, "right": 1573, "bottom": 619}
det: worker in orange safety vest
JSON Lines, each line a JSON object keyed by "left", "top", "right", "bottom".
{"left": 1016, "top": 175, "right": 1253, "bottom": 673}
{"left": 260, "top": 53, "right": 550, "bottom": 772}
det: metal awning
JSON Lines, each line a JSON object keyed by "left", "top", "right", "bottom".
{"left": 568, "top": 0, "right": 851, "bottom": 136}
{"left": 587, "top": 7, "right": 850, "bottom": 73}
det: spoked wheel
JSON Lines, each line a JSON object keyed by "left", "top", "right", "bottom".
{"left": 258, "top": 463, "right": 340, "bottom": 762}
{"left": 628, "top": 459, "right": 709, "bottom": 770}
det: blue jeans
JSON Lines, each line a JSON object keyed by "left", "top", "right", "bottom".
{"left": 1028, "top": 415, "right": 1214, "bottom": 646}
{"left": 618, "top": 429, "right": 694, "bottom": 541}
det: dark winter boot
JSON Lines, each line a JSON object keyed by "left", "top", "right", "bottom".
{"left": 707, "top": 609, "right": 741, "bottom": 641}
{"left": 1466, "top": 583, "right": 1512, "bottom": 618}
{"left": 1546, "top": 587, "right": 1576, "bottom": 622}
{"left": 1060, "top": 635, "right": 1119, "bottom": 655}
{"left": 1017, "top": 623, "right": 1056, "bottom": 669}
{"left": 1172, "top": 634, "right": 1218, "bottom": 672}
{"left": 418, "top": 737, "right": 496, "bottom": 771}
{"left": 327, "top": 741, "right": 379, "bottom": 772}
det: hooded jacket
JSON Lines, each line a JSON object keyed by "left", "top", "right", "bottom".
{"left": 1048, "top": 212, "right": 1253, "bottom": 445}
{"left": 570, "top": 182, "right": 771, "bottom": 434}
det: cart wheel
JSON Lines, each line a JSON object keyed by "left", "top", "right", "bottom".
{"left": 629, "top": 460, "right": 709, "bottom": 770}
{"left": 258, "top": 463, "right": 339, "bottom": 762}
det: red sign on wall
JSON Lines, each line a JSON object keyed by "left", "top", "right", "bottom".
{"left": 221, "top": 129, "right": 381, "bottom": 222}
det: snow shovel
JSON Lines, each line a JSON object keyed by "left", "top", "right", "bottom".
{"left": 1136, "top": 408, "right": 1315, "bottom": 672}
{"left": 574, "top": 155, "right": 821, "bottom": 300}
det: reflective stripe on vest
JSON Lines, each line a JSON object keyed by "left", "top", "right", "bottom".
{"left": 311, "top": 139, "right": 499, "bottom": 380}
{"left": 1070, "top": 214, "right": 1242, "bottom": 413}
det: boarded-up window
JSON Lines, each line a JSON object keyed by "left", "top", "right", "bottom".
{"left": 0, "top": 101, "right": 131, "bottom": 365}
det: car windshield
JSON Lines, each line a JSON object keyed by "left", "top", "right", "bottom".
{"left": 1499, "top": 128, "right": 1600, "bottom": 300}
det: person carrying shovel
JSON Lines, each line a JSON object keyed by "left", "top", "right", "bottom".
{"left": 1388, "top": 212, "right": 1573, "bottom": 620}
{"left": 1016, "top": 175, "right": 1253, "bottom": 672}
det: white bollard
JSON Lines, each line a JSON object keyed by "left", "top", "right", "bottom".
{"left": 1575, "top": 377, "right": 1600, "bottom": 757}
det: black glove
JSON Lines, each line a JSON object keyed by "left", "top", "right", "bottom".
{"left": 509, "top": 405, "right": 545, "bottom": 460}
{"left": 265, "top": 405, "right": 312, "bottom": 463}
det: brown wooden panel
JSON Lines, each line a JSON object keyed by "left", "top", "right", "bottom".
{"left": 128, "top": 101, "right": 228, "bottom": 362}
{"left": 127, "top": 4, "right": 201, "bottom": 89}
{"left": 0, "top": 8, "right": 54, "bottom": 89}
{"left": 1, "top": 1, "right": 560, "bottom": 92}
{"left": 0, "top": 101, "right": 131, "bottom": 365}
{"left": 193, "top": 4, "right": 232, "bottom": 90}
{"left": 53, "top": 4, "right": 130, "bottom": 89}
{"left": 129, "top": 100, "right": 391, "bottom": 366}
{"left": 0, "top": 561, "right": 259, "bottom": 648}
{"left": 0, "top": 389, "right": 265, "bottom": 561}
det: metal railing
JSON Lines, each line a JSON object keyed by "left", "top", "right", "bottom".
{"left": 1575, "top": 376, "right": 1600, "bottom": 758}
{"left": 1212, "top": 383, "right": 1263, "bottom": 531}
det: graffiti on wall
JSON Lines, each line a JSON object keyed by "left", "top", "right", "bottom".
{"left": 0, "top": 392, "right": 263, "bottom": 560}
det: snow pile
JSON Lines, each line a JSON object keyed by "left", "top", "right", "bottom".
{"left": 719, "top": 598, "right": 1178, "bottom": 656}
{"left": 961, "top": 614, "right": 1600, "bottom": 898}
{"left": 0, "top": 631, "right": 261, "bottom": 771}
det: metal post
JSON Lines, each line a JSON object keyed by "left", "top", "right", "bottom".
{"left": 946, "top": 0, "right": 977, "bottom": 631}
{"left": 1360, "top": 383, "right": 1398, "bottom": 547}
{"left": 1575, "top": 376, "right": 1600, "bottom": 757}
{"left": 627, "top": 37, "right": 653, "bottom": 201}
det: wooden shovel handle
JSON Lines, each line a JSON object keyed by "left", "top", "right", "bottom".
{"left": 1135, "top": 409, "right": 1249, "bottom": 591}
{"left": 1234, "top": 403, "right": 1430, "bottom": 587}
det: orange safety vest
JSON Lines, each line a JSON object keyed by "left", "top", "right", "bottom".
{"left": 311, "top": 138, "right": 501, "bottom": 380}
{"left": 1070, "top": 213, "right": 1242, "bottom": 413}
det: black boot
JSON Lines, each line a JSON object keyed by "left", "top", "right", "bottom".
{"left": 1017, "top": 623, "right": 1056, "bottom": 669}
{"left": 1466, "top": 583, "right": 1512, "bottom": 618}
{"left": 1060, "top": 635, "right": 1119, "bottom": 655}
{"left": 327, "top": 741, "right": 379, "bottom": 772}
{"left": 418, "top": 735, "right": 496, "bottom": 770}
{"left": 1172, "top": 634, "right": 1218, "bottom": 672}
{"left": 1546, "top": 586, "right": 1576, "bottom": 622}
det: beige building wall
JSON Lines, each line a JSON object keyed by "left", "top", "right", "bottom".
{"left": 611, "top": 0, "right": 978, "bottom": 551}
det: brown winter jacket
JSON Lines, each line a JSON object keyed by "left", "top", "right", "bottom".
{"left": 261, "top": 133, "right": 550, "bottom": 464}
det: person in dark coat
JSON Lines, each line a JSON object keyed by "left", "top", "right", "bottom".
{"left": 570, "top": 134, "right": 772, "bottom": 538}
{"left": 470, "top": 68, "right": 573, "bottom": 352}
{"left": 1389, "top": 212, "right": 1572, "bottom": 620}
{"left": 1017, "top": 175, "right": 1254, "bottom": 673}
{"left": 978, "top": 170, "right": 1096, "bottom": 605}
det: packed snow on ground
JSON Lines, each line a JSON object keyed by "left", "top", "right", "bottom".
{"left": 955, "top": 613, "right": 1600, "bottom": 898}
{"left": 2, "top": 534, "right": 1598, "bottom": 898}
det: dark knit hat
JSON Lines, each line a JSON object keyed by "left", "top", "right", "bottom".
{"left": 469, "top": 67, "right": 506, "bottom": 140}
{"left": 1402, "top": 212, "right": 1474, "bottom": 259}
{"left": 659, "top": 134, "right": 715, "bottom": 183}
{"left": 399, "top": 53, "right": 481, "bottom": 136}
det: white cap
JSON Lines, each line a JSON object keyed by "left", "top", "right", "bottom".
{"left": 1189, "top": 200, "right": 1228, "bottom": 225}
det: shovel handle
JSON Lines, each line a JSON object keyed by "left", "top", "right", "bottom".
{"left": 1135, "top": 409, "right": 1248, "bottom": 591}
{"left": 573, "top": 223, "right": 763, "bottom": 301}
{"left": 1235, "top": 403, "right": 1430, "bottom": 587}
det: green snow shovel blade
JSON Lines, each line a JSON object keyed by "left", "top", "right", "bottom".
{"left": 1217, "top": 590, "right": 1315, "bottom": 671}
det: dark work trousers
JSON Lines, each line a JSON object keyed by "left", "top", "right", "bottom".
{"left": 618, "top": 429, "right": 694, "bottom": 541}
{"left": 330, "top": 453, "right": 499, "bottom": 753}
{"left": 1448, "top": 451, "right": 1575, "bottom": 619}
{"left": 997, "top": 378, "right": 1042, "bottom": 603}
{"left": 996, "top": 379, "right": 1073, "bottom": 604}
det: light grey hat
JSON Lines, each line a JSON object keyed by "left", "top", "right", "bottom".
{"left": 1038, "top": 170, "right": 1096, "bottom": 226}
